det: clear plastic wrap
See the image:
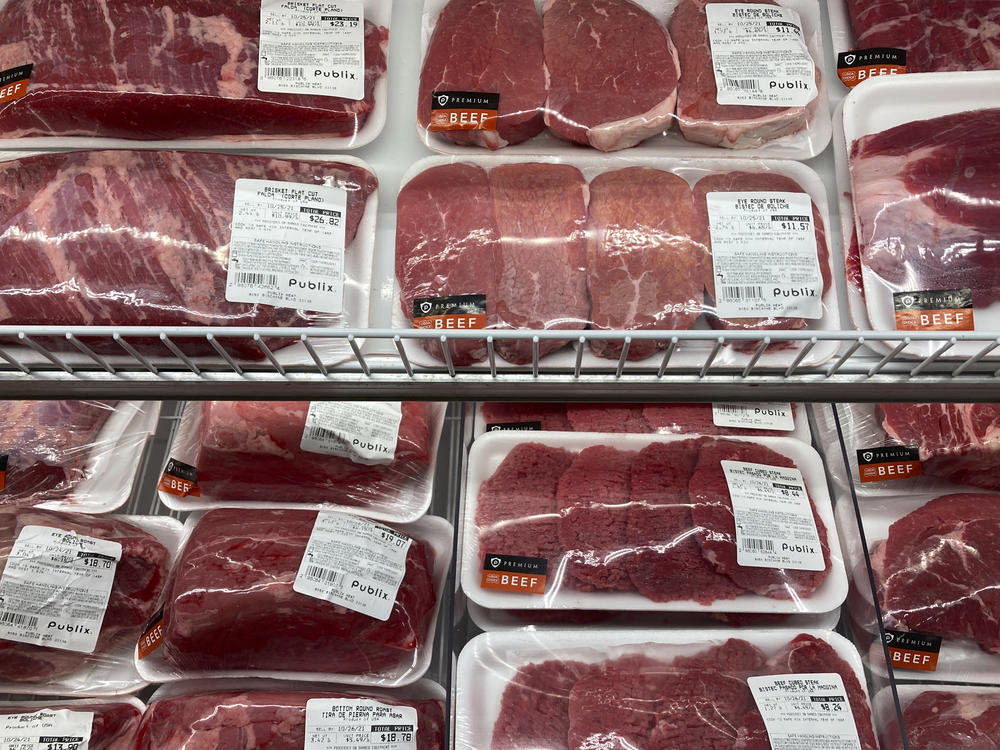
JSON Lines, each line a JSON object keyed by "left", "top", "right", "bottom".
{"left": 462, "top": 432, "right": 846, "bottom": 615}
{"left": 160, "top": 401, "right": 445, "bottom": 522}
{"left": 417, "top": 0, "right": 831, "bottom": 157}
{"left": 0, "top": 509, "right": 181, "bottom": 695}
{"left": 135, "top": 678, "right": 446, "bottom": 749}
{"left": 0, "top": 149, "right": 377, "bottom": 364}
{"left": 876, "top": 685, "right": 1000, "bottom": 750}
{"left": 0, "top": 401, "right": 159, "bottom": 513}
{"left": 138, "top": 509, "right": 452, "bottom": 687}
{"left": 456, "top": 629, "right": 878, "bottom": 750}
{"left": 395, "top": 155, "right": 839, "bottom": 369}
{"left": 0, "top": 697, "right": 144, "bottom": 750}
{"left": 0, "top": 0, "right": 391, "bottom": 148}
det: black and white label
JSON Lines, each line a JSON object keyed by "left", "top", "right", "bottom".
{"left": 712, "top": 402, "right": 794, "bottom": 431}
{"left": 305, "top": 699, "right": 418, "bottom": 749}
{"left": 707, "top": 192, "right": 822, "bottom": 320}
{"left": 300, "top": 402, "right": 403, "bottom": 465}
{"left": 722, "top": 461, "right": 824, "bottom": 571}
{"left": 226, "top": 179, "right": 347, "bottom": 314}
{"left": 485, "top": 421, "right": 542, "bottom": 432}
{"left": 293, "top": 512, "right": 411, "bottom": 621}
{"left": 258, "top": 0, "right": 364, "bottom": 99}
{"left": 0, "top": 527, "right": 122, "bottom": 653}
{"left": 0, "top": 709, "right": 94, "bottom": 750}
{"left": 706, "top": 3, "right": 817, "bottom": 107}
{"left": 748, "top": 673, "right": 862, "bottom": 750}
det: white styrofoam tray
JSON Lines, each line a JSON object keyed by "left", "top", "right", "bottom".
{"left": 461, "top": 431, "right": 848, "bottom": 614}
{"left": 872, "top": 683, "right": 1000, "bottom": 746}
{"left": 146, "top": 675, "right": 446, "bottom": 704}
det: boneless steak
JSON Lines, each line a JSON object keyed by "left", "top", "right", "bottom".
{"left": 418, "top": 0, "right": 546, "bottom": 149}
{"left": 480, "top": 402, "right": 572, "bottom": 431}
{"left": 159, "top": 508, "right": 437, "bottom": 676}
{"left": 565, "top": 404, "right": 649, "bottom": 433}
{"left": 0, "top": 509, "right": 169, "bottom": 683}
{"left": 492, "top": 660, "right": 587, "bottom": 750}
{"left": 542, "top": 0, "right": 680, "bottom": 151}
{"left": 0, "top": 0, "right": 388, "bottom": 140}
{"left": 642, "top": 403, "right": 796, "bottom": 436}
{"left": 882, "top": 690, "right": 1000, "bottom": 750}
{"left": 0, "top": 702, "right": 142, "bottom": 750}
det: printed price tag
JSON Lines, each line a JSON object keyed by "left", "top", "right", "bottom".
{"left": 0, "top": 709, "right": 94, "bottom": 750}
{"left": 300, "top": 402, "right": 403, "bottom": 465}
{"left": 748, "top": 673, "right": 862, "bottom": 750}
{"left": 856, "top": 447, "right": 922, "bottom": 483}
{"left": 481, "top": 553, "right": 548, "bottom": 594}
{"left": 305, "top": 699, "right": 418, "bottom": 749}
{"left": 712, "top": 402, "right": 794, "bottom": 431}
{"left": 837, "top": 48, "right": 906, "bottom": 87}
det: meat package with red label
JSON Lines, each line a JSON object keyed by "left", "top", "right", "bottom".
{"left": 0, "top": 700, "right": 142, "bottom": 750}
{"left": 882, "top": 689, "right": 1000, "bottom": 750}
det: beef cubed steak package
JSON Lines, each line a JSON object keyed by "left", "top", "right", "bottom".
{"left": 0, "top": 0, "right": 391, "bottom": 147}
{"left": 456, "top": 630, "right": 878, "bottom": 750}
{"left": 139, "top": 509, "right": 451, "bottom": 686}
{"left": 879, "top": 687, "right": 1000, "bottom": 750}
{"left": 464, "top": 431, "right": 847, "bottom": 616}
{"left": 0, "top": 698, "right": 143, "bottom": 750}
{"left": 159, "top": 401, "right": 445, "bottom": 522}
{"left": 0, "top": 150, "right": 377, "bottom": 362}
{"left": 0, "top": 509, "right": 180, "bottom": 695}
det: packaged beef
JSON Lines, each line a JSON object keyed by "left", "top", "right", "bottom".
{"left": 0, "top": 509, "right": 176, "bottom": 693}
{"left": 0, "top": 0, "right": 390, "bottom": 145}
{"left": 465, "top": 432, "right": 845, "bottom": 614}
{"left": 142, "top": 509, "right": 449, "bottom": 685}
{"left": 0, "top": 150, "right": 377, "bottom": 361}
{"left": 0, "top": 698, "right": 143, "bottom": 750}
{"left": 457, "top": 630, "right": 878, "bottom": 750}
{"left": 160, "top": 401, "right": 444, "bottom": 521}
{"left": 881, "top": 688, "right": 1000, "bottom": 750}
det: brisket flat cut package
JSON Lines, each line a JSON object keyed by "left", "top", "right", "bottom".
{"left": 0, "top": 698, "right": 143, "bottom": 750}
{"left": 0, "top": 0, "right": 391, "bottom": 147}
{"left": 160, "top": 401, "right": 445, "bottom": 522}
{"left": 418, "top": 0, "right": 831, "bottom": 157}
{"left": 137, "top": 509, "right": 451, "bottom": 687}
{"left": 395, "top": 157, "right": 838, "bottom": 370}
{"left": 457, "top": 630, "right": 878, "bottom": 750}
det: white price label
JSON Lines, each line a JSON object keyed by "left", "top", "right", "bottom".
{"left": 0, "top": 526, "right": 121, "bottom": 653}
{"left": 258, "top": 0, "right": 365, "bottom": 99}
{"left": 748, "top": 673, "right": 862, "bottom": 750}
{"left": 226, "top": 179, "right": 348, "bottom": 314}
{"left": 706, "top": 3, "right": 817, "bottom": 107}
{"left": 300, "top": 402, "right": 403, "bottom": 465}
{"left": 293, "top": 512, "right": 411, "bottom": 621}
{"left": 305, "top": 699, "right": 418, "bottom": 749}
{"left": 707, "top": 192, "right": 822, "bottom": 320}
{"left": 722, "top": 460, "right": 824, "bottom": 571}
{"left": 0, "top": 709, "right": 94, "bottom": 750}
{"left": 712, "top": 402, "right": 794, "bottom": 431}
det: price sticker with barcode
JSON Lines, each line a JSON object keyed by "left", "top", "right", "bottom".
{"left": 706, "top": 191, "right": 822, "bottom": 321}
{"left": 305, "top": 699, "right": 418, "bottom": 749}
{"left": 748, "top": 673, "right": 862, "bottom": 750}
{"left": 300, "top": 402, "right": 403, "bottom": 465}
{"left": 293, "top": 512, "right": 412, "bottom": 621}
{"left": 0, "top": 708, "right": 94, "bottom": 750}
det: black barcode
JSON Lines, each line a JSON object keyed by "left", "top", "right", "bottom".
{"left": 234, "top": 272, "right": 278, "bottom": 288}
{"left": 723, "top": 78, "right": 761, "bottom": 90}
{"left": 0, "top": 611, "right": 38, "bottom": 629}
{"left": 304, "top": 564, "right": 344, "bottom": 586}
{"left": 721, "top": 285, "right": 765, "bottom": 300}
{"left": 742, "top": 537, "right": 775, "bottom": 552}
{"left": 265, "top": 66, "right": 305, "bottom": 78}
{"left": 307, "top": 426, "right": 343, "bottom": 443}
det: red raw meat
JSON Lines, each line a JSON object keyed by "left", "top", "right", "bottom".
{"left": 649, "top": 669, "right": 755, "bottom": 749}
{"left": 0, "top": 0, "right": 388, "bottom": 140}
{"left": 882, "top": 690, "right": 1000, "bottom": 750}
{"left": 642, "top": 403, "right": 796, "bottom": 436}
{"left": 492, "top": 660, "right": 587, "bottom": 750}
{"left": 672, "top": 638, "right": 767, "bottom": 674}
{"left": 136, "top": 689, "right": 446, "bottom": 750}
{"left": 565, "top": 404, "right": 649, "bottom": 433}
{"left": 0, "top": 509, "right": 169, "bottom": 683}
{"left": 0, "top": 702, "right": 141, "bottom": 750}
{"left": 193, "top": 401, "right": 433, "bottom": 508}
{"left": 480, "top": 403, "right": 571, "bottom": 431}
{"left": 160, "top": 509, "right": 437, "bottom": 676}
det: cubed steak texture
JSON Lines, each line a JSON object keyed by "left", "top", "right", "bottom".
{"left": 0, "top": 702, "right": 142, "bottom": 750}
{"left": 480, "top": 403, "right": 572, "bottom": 431}
{"left": 492, "top": 660, "right": 587, "bottom": 750}
{"left": 881, "top": 690, "right": 1000, "bottom": 750}
{"left": 642, "top": 403, "right": 795, "bottom": 436}
{"left": 565, "top": 404, "right": 649, "bottom": 433}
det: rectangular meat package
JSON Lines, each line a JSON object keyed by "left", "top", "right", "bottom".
{"left": 0, "top": 697, "right": 144, "bottom": 750}
{"left": 159, "top": 401, "right": 445, "bottom": 522}
{"left": 0, "top": 0, "right": 391, "bottom": 148}
{"left": 0, "top": 149, "right": 377, "bottom": 363}
{"left": 138, "top": 508, "right": 451, "bottom": 686}
{"left": 875, "top": 684, "right": 1000, "bottom": 750}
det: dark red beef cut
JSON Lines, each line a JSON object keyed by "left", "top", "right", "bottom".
{"left": 587, "top": 168, "right": 709, "bottom": 360}
{"left": 849, "top": 108, "right": 1000, "bottom": 307}
{"left": 159, "top": 508, "right": 437, "bottom": 675}
{"left": 565, "top": 404, "right": 650, "bottom": 433}
{"left": 649, "top": 668, "right": 756, "bottom": 749}
{"left": 136, "top": 689, "right": 446, "bottom": 750}
{"left": 0, "top": 0, "right": 387, "bottom": 140}
{"left": 489, "top": 163, "right": 589, "bottom": 364}
{"left": 396, "top": 163, "right": 498, "bottom": 366}
{"left": 556, "top": 446, "right": 635, "bottom": 591}
{"left": 879, "top": 403, "right": 1000, "bottom": 490}
{"left": 0, "top": 509, "right": 169, "bottom": 683}
{"left": 0, "top": 400, "right": 115, "bottom": 506}
{"left": 480, "top": 403, "right": 571, "bottom": 431}
{"left": 876, "top": 493, "right": 1000, "bottom": 654}
{"left": 643, "top": 403, "right": 795, "bottom": 436}
{"left": 625, "top": 440, "right": 744, "bottom": 604}
{"left": 193, "top": 401, "right": 433, "bottom": 507}
{"left": 689, "top": 439, "right": 830, "bottom": 599}
{"left": 542, "top": 0, "right": 679, "bottom": 151}
{"left": 848, "top": 0, "right": 1000, "bottom": 73}
{"left": 0, "top": 702, "right": 142, "bottom": 750}
{"left": 882, "top": 690, "right": 1000, "bottom": 750}
{"left": 418, "top": 0, "right": 546, "bottom": 149}
{"left": 492, "top": 660, "right": 587, "bottom": 750}
{"left": 0, "top": 150, "right": 376, "bottom": 360}
{"left": 669, "top": 0, "right": 820, "bottom": 148}
{"left": 672, "top": 638, "right": 767, "bottom": 674}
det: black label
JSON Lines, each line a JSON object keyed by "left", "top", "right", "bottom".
{"left": 892, "top": 288, "right": 972, "bottom": 312}
{"left": 0, "top": 455, "right": 7, "bottom": 472}
{"left": 38, "top": 738, "right": 85, "bottom": 744}
{"left": 431, "top": 91, "right": 500, "bottom": 111}
{"left": 0, "top": 63, "right": 32, "bottom": 87}
{"left": 413, "top": 294, "right": 487, "bottom": 319}
{"left": 884, "top": 629, "right": 942, "bottom": 654}
{"left": 164, "top": 457, "right": 198, "bottom": 483}
{"left": 482, "top": 552, "right": 548, "bottom": 576}
{"left": 857, "top": 446, "right": 921, "bottom": 466}
{"left": 371, "top": 725, "right": 415, "bottom": 732}
{"left": 771, "top": 214, "right": 811, "bottom": 222}
{"left": 485, "top": 421, "right": 542, "bottom": 432}
{"left": 838, "top": 48, "right": 906, "bottom": 69}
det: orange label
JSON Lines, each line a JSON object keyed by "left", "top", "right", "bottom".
{"left": 137, "top": 610, "right": 164, "bottom": 660}
{"left": 413, "top": 313, "right": 486, "bottom": 330}
{"left": 158, "top": 457, "right": 200, "bottom": 497}
{"left": 859, "top": 460, "right": 922, "bottom": 483}
{"left": 837, "top": 49, "right": 906, "bottom": 88}
{"left": 429, "top": 91, "right": 499, "bottom": 132}
{"left": 0, "top": 455, "right": 7, "bottom": 491}
{"left": 889, "top": 646, "right": 938, "bottom": 671}
{"left": 895, "top": 308, "right": 974, "bottom": 331}
{"left": 0, "top": 64, "right": 31, "bottom": 104}
{"left": 885, "top": 629, "right": 940, "bottom": 672}
{"left": 838, "top": 64, "right": 905, "bottom": 87}
{"left": 481, "top": 569, "right": 547, "bottom": 594}
{"left": 412, "top": 294, "right": 487, "bottom": 331}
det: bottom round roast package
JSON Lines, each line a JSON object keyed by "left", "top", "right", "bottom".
{"left": 160, "top": 401, "right": 445, "bottom": 521}
{"left": 0, "top": 697, "right": 143, "bottom": 750}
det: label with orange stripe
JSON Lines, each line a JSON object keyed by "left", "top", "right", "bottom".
{"left": 0, "top": 64, "right": 32, "bottom": 104}
{"left": 885, "top": 629, "right": 941, "bottom": 672}
{"left": 413, "top": 294, "right": 486, "bottom": 331}
{"left": 429, "top": 91, "right": 499, "bottom": 131}
{"left": 0, "top": 455, "right": 6, "bottom": 491}
{"left": 837, "top": 48, "right": 905, "bottom": 87}
{"left": 893, "top": 288, "right": 974, "bottom": 332}
{"left": 137, "top": 607, "right": 164, "bottom": 660}
{"left": 481, "top": 553, "right": 547, "bottom": 594}
{"left": 158, "top": 458, "right": 200, "bottom": 497}
{"left": 857, "top": 446, "right": 922, "bottom": 483}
